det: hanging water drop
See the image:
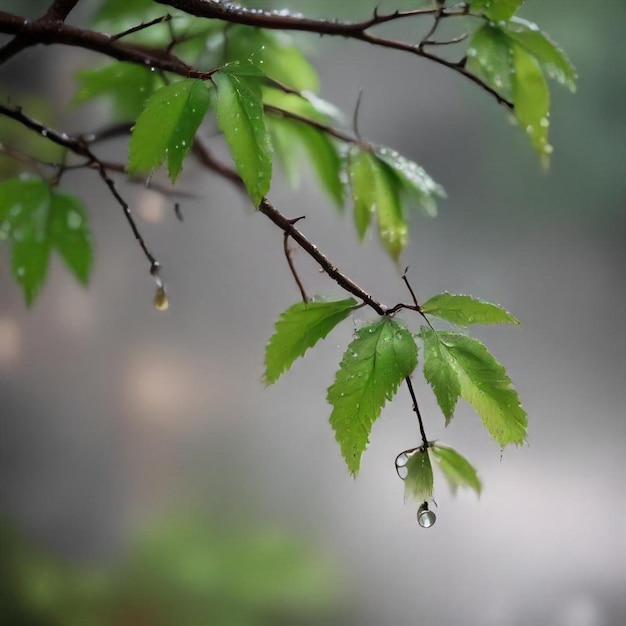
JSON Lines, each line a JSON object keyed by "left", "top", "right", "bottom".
{"left": 417, "top": 502, "right": 436, "bottom": 528}
{"left": 153, "top": 286, "right": 169, "bottom": 311}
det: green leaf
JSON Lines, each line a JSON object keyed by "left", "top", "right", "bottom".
{"left": 467, "top": 25, "right": 514, "bottom": 97}
{"left": 94, "top": 0, "right": 156, "bottom": 24}
{"left": 72, "top": 62, "right": 156, "bottom": 120}
{"left": 348, "top": 150, "right": 376, "bottom": 239}
{"left": 348, "top": 149, "right": 407, "bottom": 261}
{"left": 421, "top": 292, "right": 520, "bottom": 326}
{"left": 430, "top": 444, "right": 482, "bottom": 495}
{"left": 0, "top": 178, "right": 51, "bottom": 305}
{"left": 420, "top": 329, "right": 527, "bottom": 447}
{"left": 404, "top": 450, "right": 434, "bottom": 502}
{"left": 267, "top": 117, "right": 344, "bottom": 207}
{"left": 128, "top": 79, "right": 210, "bottom": 182}
{"left": 467, "top": 23, "right": 558, "bottom": 162}
{"left": 264, "top": 298, "right": 357, "bottom": 385}
{"left": 225, "top": 26, "right": 319, "bottom": 92}
{"left": 328, "top": 318, "right": 418, "bottom": 475}
{"left": 214, "top": 72, "right": 272, "bottom": 207}
{"left": 468, "top": 0, "right": 523, "bottom": 21}
{"left": 49, "top": 193, "right": 93, "bottom": 285}
{"left": 0, "top": 179, "right": 93, "bottom": 305}
{"left": 506, "top": 18, "right": 577, "bottom": 92}
{"left": 420, "top": 327, "right": 460, "bottom": 421}
{"left": 375, "top": 147, "right": 445, "bottom": 218}
{"left": 264, "top": 88, "right": 344, "bottom": 206}
{"left": 512, "top": 42, "right": 552, "bottom": 162}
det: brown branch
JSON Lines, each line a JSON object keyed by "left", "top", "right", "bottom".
{"left": 154, "top": 0, "right": 511, "bottom": 108}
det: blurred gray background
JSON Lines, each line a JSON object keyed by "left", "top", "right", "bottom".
{"left": 1, "top": 0, "right": 625, "bottom": 624}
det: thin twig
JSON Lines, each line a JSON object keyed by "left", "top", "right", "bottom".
{"left": 283, "top": 218, "right": 309, "bottom": 303}
{"left": 110, "top": 14, "right": 173, "bottom": 42}
{"left": 405, "top": 375, "right": 429, "bottom": 450}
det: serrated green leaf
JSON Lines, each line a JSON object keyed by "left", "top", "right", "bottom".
{"left": 328, "top": 318, "right": 418, "bottom": 475}
{"left": 468, "top": 0, "right": 523, "bottom": 21}
{"left": 375, "top": 147, "right": 445, "bottom": 218}
{"left": 226, "top": 26, "right": 319, "bottom": 92}
{"left": 425, "top": 330, "right": 527, "bottom": 447}
{"left": 348, "top": 150, "right": 407, "bottom": 261}
{"left": 431, "top": 444, "right": 482, "bottom": 495}
{"left": 49, "top": 193, "right": 93, "bottom": 285}
{"left": 128, "top": 79, "right": 210, "bottom": 182}
{"left": 420, "top": 327, "right": 460, "bottom": 421}
{"left": 0, "top": 179, "right": 93, "bottom": 305}
{"left": 506, "top": 18, "right": 577, "bottom": 92}
{"left": 512, "top": 42, "right": 551, "bottom": 163}
{"left": 404, "top": 450, "right": 433, "bottom": 502}
{"left": 214, "top": 72, "right": 272, "bottom": 207}
{"left": 72, "top": 62, "right": 156, "bottom": 120}
{"left": 264, "top": 298, "right": 357, "bottom": 385}
{"left": 421, "top": 292, "right": 520, "bottom": 326}
{"left": 467, "top": 25, "right": 514, "bottom": 98}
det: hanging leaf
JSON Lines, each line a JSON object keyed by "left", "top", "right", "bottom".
{"left": 420, "top": 329, "right": 527, "bottom": 447}
{"left": 214, "top": 72, "right": 272, "bottom": 207}
{"left": 267, "top": 118, "right": 344, "bottom": 207}
{"left": 403, "top": 449, "right": 434, "bottom": 502}
{"left": 506, "top": 18, "right": 577, "bottom": 91}
{"left": 421, "top": 292, "right": 520, "bottom": 326}
{"left": 375, "top": 147, "right": 445, "bottom": 218}
{"left": 264, "top": 88, "right": 344, "bottom": 206}
{"left": 347, "top": 149, "right": 407, "bottom": 261}
{"left": 0, "top": 178, "right": 93, "bottom": 306}
{"left": 128, "top": 79, "right": 210, "bottom": 182}
{"left": 264, "top": 298, "right": 357, "bottom": 385}
{"left": 430, "top": 444, "right": 482, "bottom": 495}
{"left": 72, "top": 62, "right": 157, "bottom": 120}
{"left": 467, "top": 25, "right": 514, "bottom": 97}
{"left": 49, "top": 193, "right": 93, "bottom": 285}
{"left": 328, "top": 318, "right": 418, "bottom": 475}
{"left": 512, "top": 42, "right": 552, "bottom": 162}
{"left": 467, "top": 19, "right": 575, "bottom": 164}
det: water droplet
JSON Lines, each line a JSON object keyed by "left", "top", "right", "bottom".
{"left": 40, "top": 129, "right": 48, "bottom": 137}
{"left": 417, "top": 503, "right": 436, "bottom": 528}
{"left": 153, "top": 286, "right": 169, "bottom": 311}
{"left": 16, "top": 266, "right": 26, "bottom": 277}
{"left": 539, "top": 117, "right": 549, "bottom": 128}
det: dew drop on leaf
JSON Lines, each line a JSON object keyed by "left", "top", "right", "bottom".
{"left": 153, "top": 286, "right": 169, "bottom": 311}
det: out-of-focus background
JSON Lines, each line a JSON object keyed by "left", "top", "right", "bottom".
{"left": 1, "top": 0, "right": 625, "bottom": 624}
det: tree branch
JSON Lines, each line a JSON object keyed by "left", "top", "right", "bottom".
{"left": 154, "top": 0, "right": 512, "bottom": 108}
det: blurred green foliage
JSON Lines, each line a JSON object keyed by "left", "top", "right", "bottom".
{"left": 0, "top": 515, "right": 337, "bottom": 626}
